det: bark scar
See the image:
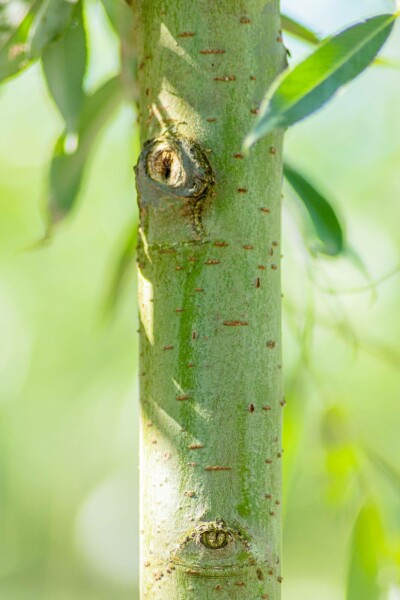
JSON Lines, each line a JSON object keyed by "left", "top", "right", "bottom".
{"left": 134, "top": 135, "right": 215, "bottom": 237}
{"left": 170, "top": 518, "right": 259, "bottom": 576}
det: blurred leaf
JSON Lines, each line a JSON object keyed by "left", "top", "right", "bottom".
{"left": 101, "top": 0, "right": 134, "bottom": 38}
{"left": 101, "top": 0, "right": 138, "bottom": 101}
{"left": 244, "top": 14, "right": 398, "bottom": 149}
{"left": 321, "top": 406, "right": 358, "bottom": 504}
{"left": 0, "top": 0, "right": 41, "bottom": 81}
{"left": 374, "top": 55, "right": 400, "bottom": 68}
{"left": 321, "top": 406, "right": 351, "bottom": 449}
{"left": 344, "top": 246, "right": 378, "bottom": 301}
{"left": 42, "top": 2, "right": 86, "bottom": 133}
{"left": 29, "top": 0, "right": 75, "bottom": 56}
{"left": 281, "top": 14, "right": 320, "bottom": 45}
{"left": 346, "top": 503, "right": 384, "bottom": 600}
{"left": 49, "top": 75, "right": 124, "bottom": 222}
{"left": 365, "top": 447, "right": 400, "bottom": 495}
{"left": 284, "top": 162, "right": 344, "bottom": 256}
{"left": 104, "top": 226, "right": 137, "bottom": 312}
{"left": 0, "top": 0, "right": 75, "bottom": 83}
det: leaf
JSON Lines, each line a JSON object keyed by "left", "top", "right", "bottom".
{"left": 0, "top": 0, "right": 41, "bottom": 81}
{"left": 101, "top": 0, "right": 134, "bottom": 38}
{"left": 104, "top": 225, "right": 137, "bottom": 312}
{"left": 29, "top": 0, "right": 75, "bottom": 56}
{"left": 101, "top": 0, "right": 138, "bottom": 101}
{"left": 42, "top": 2, "right": 87, "bottom": 133}
{"left": 374, "top": 55, "right": 400, "bottom": 69}
{"left": 284, "top": 163, "right": 373, "bottom": 274}
{"left": 244, "top": 13, "right": 398, "bottom": 149}
{"left": 48, "top": 75, "right": 123, "bottom": 222}
{"left": 281, "top": 14, "right": 320, "bottom": 45}
{"left": 281, "top": 16, "right": 400, "bottom": 69}
{"left": 284, "top": 162, "right": 344, "bottom": 256}
{"left": 0, "top": 0, "right": 75, "bottom": 82}
{"left": 281, "top": 15, "right": 400, "bottom": 68}
{"left": 346, "top": 503, "right": 383, "bottom": 600}
{"left": 364, "top": 446, "right": 400, "bottom": 496}
{"left": 320, "top": 406, "right": 358, "bottom": 504}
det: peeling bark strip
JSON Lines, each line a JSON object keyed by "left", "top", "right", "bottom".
{"left": 135, "top": 1, "right": 285, "bottom": 598}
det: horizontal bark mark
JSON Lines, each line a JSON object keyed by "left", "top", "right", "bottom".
{"left": 213, "top": 76, "right": 236, "bottom": 81}
{"left": 205, "top": 466, "right": 232, "bottom": 471}
{"left": 200, "top": 49, "right": 226, "bottom": 54}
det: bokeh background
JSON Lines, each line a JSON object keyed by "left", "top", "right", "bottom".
{"left": 0, "top": 0, "right": 399, "bottom": 598}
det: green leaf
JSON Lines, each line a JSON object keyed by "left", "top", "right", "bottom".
{"left": 29, "top": 0, "right": 75, "bottom": 56}
{"left": 42, "top": 2, "right": 87, "bottom": 133}
{"left": 101, "top": 0, "right": 134, "bottom": 38}
{"left": 281, "top": 14, "right": 320, "bottom": 45}
{"left": 104, "top": 225, "right": 137, "bottom": 312}
{"left": 364, "top": 446, "right": 400, "bottom": 495}
{"left": 281, "top": 16, "right": 400, "bottom": 69}
{"left": 0, "top": 0, "right": 75, "bottom": 83}
{"left": 0, "top": 0, "right": 40, "bottom": 81}
{"left": 320, "top": 406, "right": 358, "bottom": 504}
{"left": 346, "top": 503, "right": 383, "bottom": 600}
{"left": 284, "top": 163, "right": 344, "bottom": 256}
{"left": 281, "top": 15, "right": 400, "bottom": 70}
{"left": 101, "top": 0, "right": 137, "bottom": 101}
{"left": 49, "top": 75, "right": 123, "bottom": 222}
{"left": 245, "top": 13, "right": 398, "bottom": 149}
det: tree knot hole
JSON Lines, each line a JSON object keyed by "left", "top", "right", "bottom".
{"left": 138, "top": 135, "right": 215, "bottom": 200}
{"left": 148, "top": 148, "right": 181, "bottom": 186}
{"left": 201, "top": 528, "right": 230, "bottom": 550}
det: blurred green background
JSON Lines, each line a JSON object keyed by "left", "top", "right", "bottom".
{"left": 0, "top": 0, "right": 399, "bottom": 598}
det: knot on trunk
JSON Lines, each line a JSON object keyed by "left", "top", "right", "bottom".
{"left": 170, "top": 518, "right": 258, "bottom": 576}
{"left": 142, "top": 137, "right": 213, "bottom": 198}
{"left": 134, "top": 135, "right": 215, "bottom": 237}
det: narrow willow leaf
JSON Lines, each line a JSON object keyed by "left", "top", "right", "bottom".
{"left": 49, "top": 76, "right": 123, "bottom": 221}
{"left": 0, "top": 0, "right": 76, "bottom": 82}
{"left": 281, "top": 14, "right": 320, "bottom": 45}
{"left": 29, "top": 0, "right": 75, "bottom": 56}
{"left": 101, "top": 0, "right": 134, "bottom": 37}
{"left": 284, "top": 163, "right": 344, "bottom": 256}
{"left": 42, "top": 2, "right": 86, "bottom": 133}
{"left": 101, "top": 0, "right": 137, "bottom": 100}
{"left": 245, "top": 13, "right": 398, "bottom": 149}
{"left": 0, "top": 0, "right": 41, "bottom": 81}
{"left": 281, "top": 15, "right": 398, "bottom": 68}
{"left": 104, "top": 226, "right": 137, "bottom": 312}
{"left": 346, "top": 503, "right": 383, "bottom": 600}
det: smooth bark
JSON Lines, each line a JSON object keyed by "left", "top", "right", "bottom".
{"left": 134, "top": 1, "right": 286, "bottom": 598}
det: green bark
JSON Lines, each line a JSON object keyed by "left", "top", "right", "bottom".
{"left": 134, "top": 1, "right": 286, "bottom": 598}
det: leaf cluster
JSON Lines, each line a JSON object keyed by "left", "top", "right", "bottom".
{"left": 0, "top": 0, "right": 135, "bottom": 227}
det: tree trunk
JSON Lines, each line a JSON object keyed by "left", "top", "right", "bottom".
{"left": 134, "top": 1, "right": 286, "bottom": 598}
